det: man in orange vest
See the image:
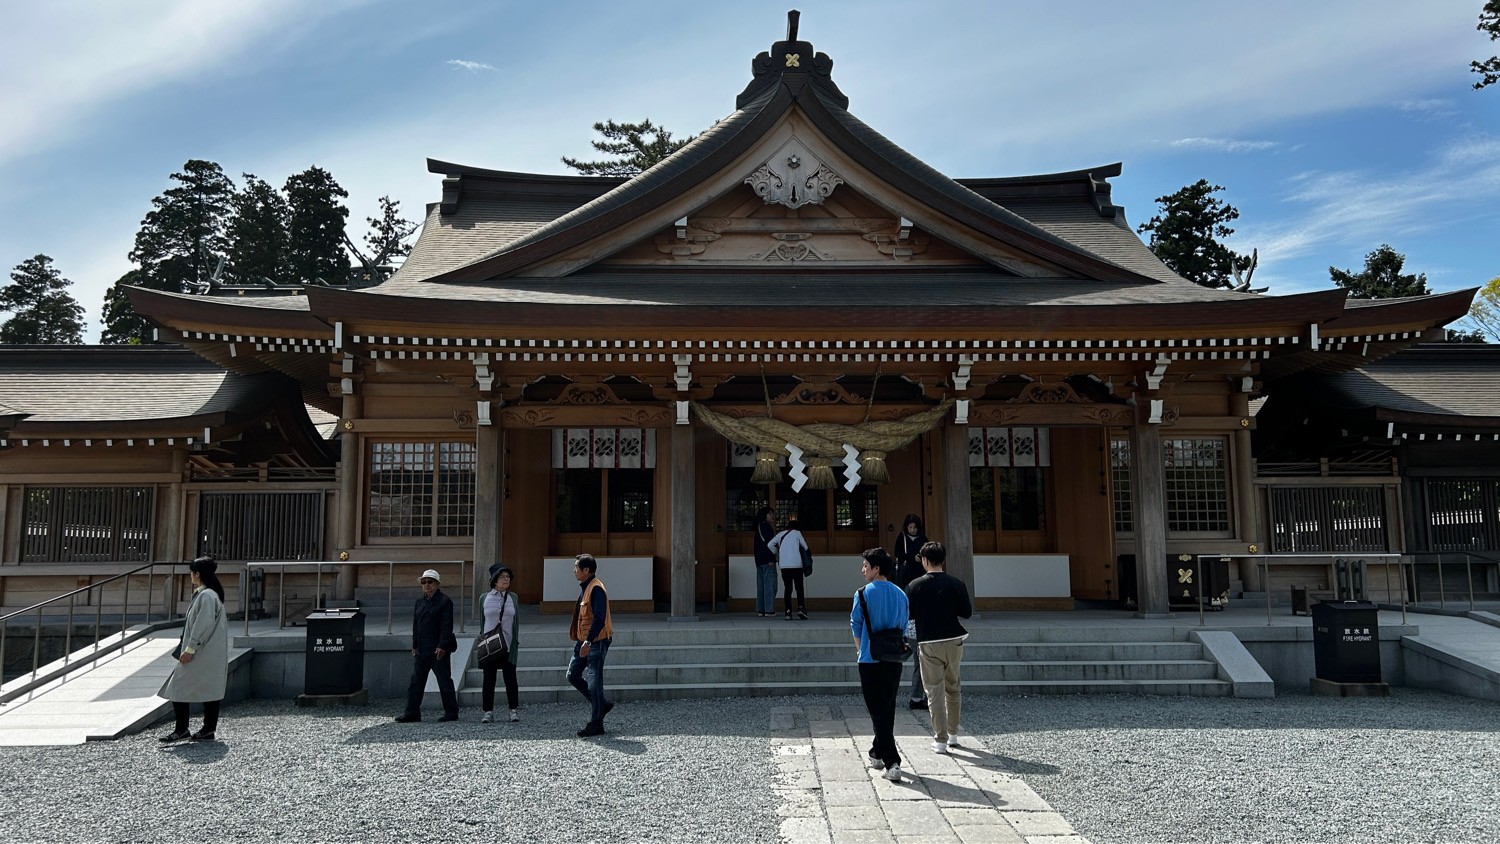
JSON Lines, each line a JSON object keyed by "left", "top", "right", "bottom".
{"left": 568, "top": 553, "right": 616, "bottom": 737}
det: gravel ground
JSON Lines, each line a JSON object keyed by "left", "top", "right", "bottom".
{"left": 0, "top": 698, "right": 779, "bottom": 844}
{"left": 963, "top": 688, "right": 1500, "bottom": 844}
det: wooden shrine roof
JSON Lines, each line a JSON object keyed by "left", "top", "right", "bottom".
{"left": 1293, "top": 344, "right": 1500, "bottom": 426}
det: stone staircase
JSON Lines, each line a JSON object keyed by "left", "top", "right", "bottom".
{"left": 457, "top": 623, "right": 1234, "bottom": 706}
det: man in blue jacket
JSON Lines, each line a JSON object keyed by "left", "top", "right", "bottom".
{"left": 851, "top": 547, "right": 910, "bottom": 781}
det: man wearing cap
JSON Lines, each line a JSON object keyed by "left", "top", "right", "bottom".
{"left": 567, "top": 554, "right": 615, "bottom": 737}
{"left": 395, "top": 569, "right": 460, "bottom": 722}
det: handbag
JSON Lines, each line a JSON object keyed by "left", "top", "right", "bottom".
{"left": 799, "top": 545, "right": 814, "bottom": 577}
{"left": 857, "top": 585, "right": 911, "bottom": 663}
{"left": 475, "top": 592, "right": 511, "bottom": 670}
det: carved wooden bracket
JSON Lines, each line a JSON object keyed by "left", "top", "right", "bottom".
{"left": 547, "top": 382, "right": 626, "bottom": 406}
{"left": 1009, "top": 380, "right": 1087, "bottom": 404}
{"left": 772, "top": 380, "right": 865, "bottom": 405}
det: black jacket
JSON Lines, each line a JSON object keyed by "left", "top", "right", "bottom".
{"left": 905, "top": 571, "right": 973, "bottom": 643}
{"left": 753, "top": 521, "right": 777, "bottom": 565}
{"left": 412, "top": 590, "right": 458, "bottom": 654}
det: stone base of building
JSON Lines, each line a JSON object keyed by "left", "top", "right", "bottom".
{"left": 295, "top": 689, "right": 370, "bottom": 707}
{"left": 1309, "top": 677, "right": 1390, "bottom": 697}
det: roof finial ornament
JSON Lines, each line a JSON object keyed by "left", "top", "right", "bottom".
{"left": 787, "top": 9, "right": 800, "bottom": 41}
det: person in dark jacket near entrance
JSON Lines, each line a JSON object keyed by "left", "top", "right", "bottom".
{"left": 892, "top": 514, "right": 929, "bottom": 709}
{"left": 905, "top": 541, "right": 973, "bottom": 753}
{"left": 568, "top": 554, "right": 615, "bottom": 737}
{"left": 752, "top": 507, "right": 779, "bottom": 617}
{"left": 395, "top": 569, "right": 459, "bottom": 723}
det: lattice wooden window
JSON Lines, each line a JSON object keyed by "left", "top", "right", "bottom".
{"left": 1164, "top": 438, "right": 1230, "bottom": 533}
{"left": 1111, "top": 439, "right": 1133, "bottom": 533}
{"left": 367, "top": 441, "right": 476, "bottom": 540}
{"left": 197, "top": 491, "right": 324, "bottom": 561}
{"left": 22, "top": 486, "right": 155, "bottom": 563}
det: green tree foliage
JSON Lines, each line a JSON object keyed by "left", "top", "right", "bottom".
{"left": 1329, "top": 244, "right": 1431, "bottom": 299}
{"left": 283, "top": 167, "right": 350, "bottom": 284}
{"left": 226, "top": 174, "right": 290, "bottom": 285}
{"left": 1474, "top": 1, "right": 1500, "bottom": 90}
{"left": 561, "top": 119, "right": 695, "bottom": 177}
{"left": 99, "top": 269, "right": 150, "bottom": 345}
{"left": 101, "top": 160, "right": 235, "bottom": 343}
{"left": 343, "top": 196, "right": 418, "bottom": 286}
{"left": 0, "top": 255, "right": 85, "bottom": 344}
{"left": 1460, "top": 276, "right": 1500, "bottom": 341}
{"left": 1136, "top": 180, "right": 1251, "bottom": 289}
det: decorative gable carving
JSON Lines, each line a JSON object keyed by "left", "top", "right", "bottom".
{"left": 744, "top": 138, "right": 845, "bottom": 209}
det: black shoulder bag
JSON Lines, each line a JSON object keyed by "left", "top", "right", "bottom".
{"left": 857, "top": 586, "right": 911, "bottom": 663}
{"left": 476, "top": 592, "right": 511, "bottom": 670}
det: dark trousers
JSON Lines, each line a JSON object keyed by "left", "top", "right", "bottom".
{"left": 482, "top": 658, "right": 519, "bottom": 712}
{"left": 780, "top": 568, "right": 806, "bottom": 613}
{"left": 172, "top": 700, "right": 220, "bottom": 733}
{"left": 404, "top": 650, "right": 458, "bottom": 718}
{"left": 859, "top": 660, "right": 905, "bottom": 768}
{"left": 567, "top": 639, "right": 611, "bottom": 725}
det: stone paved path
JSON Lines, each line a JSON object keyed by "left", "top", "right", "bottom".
{"left": 772, "top": 704, "right": 1091, "bottom": 844}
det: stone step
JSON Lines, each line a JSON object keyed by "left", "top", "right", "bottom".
{"left": 459, "top": 676, "right": 1233, "bottom": 705}
{"left": 465, "top": 658, "right": 1221, "bottom": 687}
{"left": 465, "top": 640, "right": 1208, "bottom": 666}
{"left": 506, "top": 624, "right": 1193, "bottom": 648}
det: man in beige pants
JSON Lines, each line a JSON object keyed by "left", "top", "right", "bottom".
{"left": 903, "top": 541, "right": 973, "bottom": 753}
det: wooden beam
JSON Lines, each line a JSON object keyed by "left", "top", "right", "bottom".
{"left": 1128, "top": 401, "right": 1171, "bottom": 617}
{"left": 472, "top": 420, "right": 502, "bottom": 616}
{"left": 670, "top": 424, "right": 697, "bottom": 619}
{"left": 941, "top": 424, "right": 975, "bottom": 594}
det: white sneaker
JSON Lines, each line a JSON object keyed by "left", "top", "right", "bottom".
{"left": 508, "top": 710, "right": 520, "bottom": 723}
{"left": 867, "top": 750, "right": 885, "bottom": 771}
{"left": 480, "top": 711, "right": 493, "bottom": 723}
{"left": 932, "top": 741, "right": 948, "bottom": 754}
{"left": 882, "top": 765, "right": 903, "bottom": 781}
{"left": 947, "top": 732, "right": 961, "bottom": 748}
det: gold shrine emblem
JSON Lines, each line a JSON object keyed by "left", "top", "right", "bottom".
{"left": 1177, "top": 568, "right": 1193, "bottom": 583}
{"left": 785, "top": 53, "right": 800, "bottom": 67}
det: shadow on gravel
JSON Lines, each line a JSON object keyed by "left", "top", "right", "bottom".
{"left": 159, "top": 741, "right": 230, "bottom": 764}
{"left": 963, "top": 689, "right": 1500, "bottom": 735}
{"left": 951, "top": 746, "right": 1061, "bottom": 775}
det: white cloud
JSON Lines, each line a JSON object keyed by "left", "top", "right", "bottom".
{"left": 1169, "top": 138, "right": 1280, "bottom": 153}
{"left": 0, "top": 0, "right": 364, "bottom": 166}
{"left": 1234, "top": 134, "right": 1500, "bottom": 279}
{"left": 1394, "top": 98, "right": 1459, "bottom": 118}
{"left": 446, "top": 59, "right": 497, "bottom": 72}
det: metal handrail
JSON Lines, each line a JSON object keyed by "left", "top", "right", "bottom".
{"left": 1405, "top": 552, "right": 1500, "bottom": 612}
{"left": 1, "top": 561, "right": 185, "bottom": 683}
{"left": 244, "top": 560, "right": 468, "bottom": 636}
{"left": 1198, "top": 553, "right": 1406, "bottom": 627}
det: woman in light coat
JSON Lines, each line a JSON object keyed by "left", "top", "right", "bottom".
{"left": 480, "top": 566, "right": 521, "bottom": 723}
{"left": 159, "top": 556, "right": 228, "bottom": 743}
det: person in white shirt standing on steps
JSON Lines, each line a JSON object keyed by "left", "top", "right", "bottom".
{"left": 480, "top": 565, "right": 521, "bottom": 723}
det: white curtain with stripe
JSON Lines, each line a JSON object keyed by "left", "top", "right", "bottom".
{"left": 551, "top": 428, "right": 657, "bottom": 469}
{"left": 968, "top": 427, "right": 1051, "bottom": 467}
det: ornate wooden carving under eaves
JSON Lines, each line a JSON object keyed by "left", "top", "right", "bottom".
{"left": 1080, "top": 406, "right": 1133, "bottom": 426}
{"left": 750, "top": 233, "right": 833, "bottom": 263}
{"left": 863, "top": 232, "right": 930, "bottom": 262}
{"left": 1009, "top": 381, "right": 1087, "bottom": 405}
{"left": 547, "top": 382, "right": 627, "bottom": 406}
{"left": 453, "top": 409, "right": 476, "bottom": 429}
{"left": 744, "top": 138, "right": 844, "bottom": 209}
{"left": 772, "top": 382, "right": 866, "bottom": 405}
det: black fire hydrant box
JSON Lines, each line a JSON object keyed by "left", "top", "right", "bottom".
{"left": 305, "top": 608, "right": 366, "bottom": 696}
{"left": 1311, "top": 600, "right": 1381, "bottom": 684}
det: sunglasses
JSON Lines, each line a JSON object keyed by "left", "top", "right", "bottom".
{"left": 420, "top": 579, "right": 437, "bottom": 585}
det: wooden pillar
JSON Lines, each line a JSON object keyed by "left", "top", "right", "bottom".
{"left": 1129, "top": 402, "right": 1171, "bottom": 617}
{"left": 0, "top": 484, "right": 9, "bottom": 564}
{"left": 670, "top": 423, "right": 697, "bottom": 620}
{"left": 334, "top": 392, "right": 361, "bottom": 600}
{"left": 473, "top": 418, "right": 502, "bottom": 616}
{"left": 158, "top": 449, "right": 187, "bottom": 562}
{"left": 942, "top": 424, "right": 975, "bottom": 592}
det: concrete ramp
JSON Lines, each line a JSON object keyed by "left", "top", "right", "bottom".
{"left": 0, "top": 629, "right": 249, "bottom": 746}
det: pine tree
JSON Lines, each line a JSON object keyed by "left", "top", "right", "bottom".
{"left": 102, "top": 160, "right": 235, "bottom": 342}
{"left": 1329, "top": 245, "right": 1430, "bottom": 299}
{"left": 284, "top": 167, "right": 350, "bottom": 284}
{"left": 227, "top": 174, "right": 290, "bottom": 286}
{"left": 100, "top": 270, "right": 151, "bottom": 345}
{"left": 0, "top": 255, "right": 85, "bottom": 344}
{"left": 1474, "top": 0, "right": 1500, "bottom": 90}
{"left": 1136, "top": 180, "right": 1251, "bottom": 289}
{"left": 344, "top": 196, "right": 418, "bottom": 286}
{"left": 561, "top": 119, "right": 694, "bottom": 177}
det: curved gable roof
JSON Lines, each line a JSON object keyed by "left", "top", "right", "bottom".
{"left": 422, "top": 34, "right": 1169, "bottom": 287}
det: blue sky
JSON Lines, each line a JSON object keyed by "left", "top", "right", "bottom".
{"left": 2, "top": 1, "right": 1497, "bottom": 340}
